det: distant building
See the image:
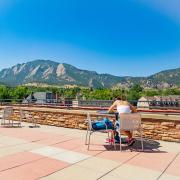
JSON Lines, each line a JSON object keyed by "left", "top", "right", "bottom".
{"left": 23, "top": 92, "right": 58, "bottom": 104}
{"left": 137, "top": 96, "right": 155, "bottom": 109}
{"left": 137, "top": 95, "right": 180, "bottom": 110}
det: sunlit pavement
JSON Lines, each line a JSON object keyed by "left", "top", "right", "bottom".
{"left": 0, "top": 122, "right": 179, "bottom": 180}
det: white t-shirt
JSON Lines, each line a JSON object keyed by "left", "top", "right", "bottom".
{"left": 117, "top": 105, "right": 131, "bottom": 114}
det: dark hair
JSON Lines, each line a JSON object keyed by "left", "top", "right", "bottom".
{"left": 116, "top": 95, "right": 126, "bottom": 101}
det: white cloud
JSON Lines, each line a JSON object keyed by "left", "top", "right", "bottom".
{"left": 138, "top": 0, "right": 180, "bottom": 24}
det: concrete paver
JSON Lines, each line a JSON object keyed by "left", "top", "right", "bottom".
{"left": 0, "top": 158, "right": 69, "bottom": 180}
{"left": 164, "top": 153, "right": 180, "bottom": 177}
{"left": 51, "top": 150, "right": 90, "bottom": 164}
{"left": 31, "top": 146, "right": 66, "bottom": 157}
{"left": 127, "top": 152, "right": 177, "bottom": 171}
{"left": 106, "top": 164, "right": 161, "bottom": 180}
{"left": 41, "top": 164, "right": 104, "bottom": 180}
{"left": 157, "top": 141, "right": 180, "bottom": 153}
{"left": 97, "top": 150, "right": 139, "bottom": 163}
{"left": 0, "top": 152, "right": 44, "bottom": 172}
{"left": 0, "top": 122, "right": 179, "bottom": 180}
{"left": 77, "top": 156, "right": 119, "bottom": 173}
{"left": 159, "top": 174, "right": 180, "bottom": 180}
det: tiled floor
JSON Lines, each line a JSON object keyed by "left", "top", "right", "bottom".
{"left": 0, "top": 122, "right": 179, "bottom": 180}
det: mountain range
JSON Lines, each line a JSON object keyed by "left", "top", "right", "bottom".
{"left": 0, "top": 60, "right": 179, "bottom": 88}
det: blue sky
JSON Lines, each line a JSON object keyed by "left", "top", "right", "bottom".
{"left": 0, "top": 0, "right": 180, "bottom": 76}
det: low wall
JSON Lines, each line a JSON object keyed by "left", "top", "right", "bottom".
{"left": 0, "top": 106, "right": 180, "bottom": 143}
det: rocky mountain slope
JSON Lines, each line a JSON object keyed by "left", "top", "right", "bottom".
{"left": 0, "top": 60, "right": 179, "bottom": 88}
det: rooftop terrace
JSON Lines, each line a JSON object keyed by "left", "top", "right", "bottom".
{"left": 0, "top": 122, "right": 179, "bottom": 180}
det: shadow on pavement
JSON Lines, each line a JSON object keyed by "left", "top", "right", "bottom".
{"left": 103, "top": 138, "right": 167, "bottom": 153}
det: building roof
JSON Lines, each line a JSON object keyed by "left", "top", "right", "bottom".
{"left": 139, "top": 95, "right": 180, "bottom": 101}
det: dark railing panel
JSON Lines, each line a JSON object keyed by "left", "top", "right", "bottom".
{"left": 0, "top": 99, "right": 179, "bottom": 110}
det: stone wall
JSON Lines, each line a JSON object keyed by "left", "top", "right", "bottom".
{"left": 12, "top": 109, "right": 114, "bottom": 130}
{"left": 1, "top": 106, "right": 180, "bottom": 143}
{"left": 142, "top": 119, "right": 180, "bottom": 142}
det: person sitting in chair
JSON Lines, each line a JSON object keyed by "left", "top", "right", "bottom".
{"left": 108, "top": 96, "right": 136, "bottom": 146}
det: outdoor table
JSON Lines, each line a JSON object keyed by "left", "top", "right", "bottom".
{"left": 97, "top": 110, "right": 118, "bottom": 121}
{"left": 97, "top": 110, "right": 128, "bottom": 145}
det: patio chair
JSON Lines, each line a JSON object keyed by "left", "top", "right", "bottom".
{"left": 19, "top": 109, "right": 27, "bottom": 124}
{"left": 85, "top": 113, "right": 115, "bottom": 150}
{"left": 1, "top": 107, "right": 21, "bottom": 127}
{"left": 20, "top": 109, "right": 39, "bottom": 128}
{"left": 118, "top": 113, "right": 144, "bottom": 151}
{"left": 1, "top": 107, "right": 13, "bottom": 126}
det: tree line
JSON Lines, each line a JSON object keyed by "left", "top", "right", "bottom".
{"left": 0, "top": 84, "right": 179, "bottom": 102}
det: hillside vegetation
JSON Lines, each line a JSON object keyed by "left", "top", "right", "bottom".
{"left": 0, "top": 60, "right": 179, "bottom": 88}
{"left": 0, "top": 85, "right": 179, "bottom": 102}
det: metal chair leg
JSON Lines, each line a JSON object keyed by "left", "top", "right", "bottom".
{"left": 140, "top": 129, "right": 144, "bottom": 151}
{"left": 112, "top": 133, "right": 116, "bottom": 150}
{"left": 87, "top": 132, "right": 91, "bottom": 150}
{"left": 107, "top": 131, "right": 110, "bottom": 140}
{"left": 85, "top": 129, "right": 89, "bottom": 145}
{"left": 119, "top": 131, "right": 122, "bottom": 151}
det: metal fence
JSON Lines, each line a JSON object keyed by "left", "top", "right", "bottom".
{"left": 78, "top": 100, "right": 113, "bottom": 107}
{"left": 0, "top": 99, "right": 179, "bottom": 110}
